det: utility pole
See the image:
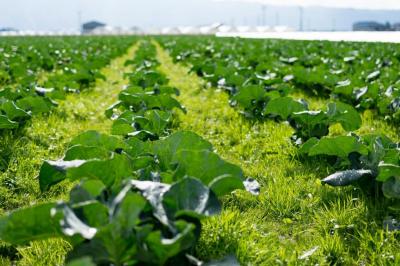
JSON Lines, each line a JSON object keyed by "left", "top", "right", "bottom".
{"left": 299, "top": 6, "right": 304, "bottom": 31}
{"left": 262, "top": 5, "right": 267, "bottom": 26}
{"left": 275, "top": 12, "right": 280, "bottom": 26}
{"left": 78, "top": 11, "right": 82, "bottom": 32}
{"left": 230, "top": 18, "right": 235, "bottom": 27}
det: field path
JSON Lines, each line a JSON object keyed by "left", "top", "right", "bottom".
{"left": 155, "top": 42, "right": 400, "bottom": 264}
{"left": 155, "top": 42, "right": 294, "bottom": 177}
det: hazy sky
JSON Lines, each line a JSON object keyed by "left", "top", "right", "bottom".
{"left": 1, "top": 0, "right": 400, "bottom": 31}
{"left": 219, "top": 0, "right": 400, "bottom": 10}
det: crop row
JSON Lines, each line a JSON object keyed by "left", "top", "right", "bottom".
{"left": 158, "top": 37, "right": 400, "bottom": 208}
{"left": 0, "top": 41, "right": 256, "bottom": 265}
{"left": 1, "top": 36, "right": 135, "bottom": 88}
{"left": 0, "top": 37, "right": 135, "bottom": 131}
{"left": 159, "top": 36, "right": 400, "bottom": 123}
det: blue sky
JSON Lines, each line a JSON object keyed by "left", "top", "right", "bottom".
{"left": 1, "top": 0, "right": 400, "bottom": 31}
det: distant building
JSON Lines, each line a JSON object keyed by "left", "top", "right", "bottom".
{"left": 353, "top": 21, "right": 391, "bottom": 31}
{"left": 0, "top": 27, "right": 17, "bottom": 32}
{"left": 82, "top": 21, "right": 106, "bottom": 34}
{"left": 393, "top": 23, "right": 400, "bottom": 31}
{"left": 131, "top": 26, "right": 143, "bottom": 35}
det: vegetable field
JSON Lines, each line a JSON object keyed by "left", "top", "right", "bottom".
{"left": 0, "top": 35, "right": 399, "bottom": 265}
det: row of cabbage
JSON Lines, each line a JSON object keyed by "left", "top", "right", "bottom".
{"left": 0, "top": 36, "right": 135, "bottom": 87}
{"left": 0, "top": 41, "right": 255, "bottom": 265}
{"left": 0, "top": 36, "right": 135, "bottom": 131}
{"left": 159, "top": 36, "right": 400, "bottom": 123}
{"left": 158, "top": 37, "right": 400, "bottom": 205}
{"left": 0, "top": 37, "right": 70, "bottom": 86}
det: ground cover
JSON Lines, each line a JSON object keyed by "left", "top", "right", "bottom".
{"left": 0, "top": 43, "right": 138, "bottom": 265}
{"left": 0, "top": 36, "right": 399, "bottom": 265}
{"left": 156, "top": 41, "right": 400, "bottom": 265}
{"left": 0, "top": 41, "right": 252, "bottom": 265}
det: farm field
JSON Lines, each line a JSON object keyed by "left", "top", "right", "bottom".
{"left": 0, "top": 35, "right": 399, "bottom": 265}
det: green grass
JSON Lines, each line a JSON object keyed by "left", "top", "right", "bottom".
{"left": 1, "top": 39, "right": 399, "bottom": 265}
{"left": 0, "top": 43, "right": 137, "bottom": 265}
{"left": 156, "top": 43, "right": 400, "bottom": 265}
